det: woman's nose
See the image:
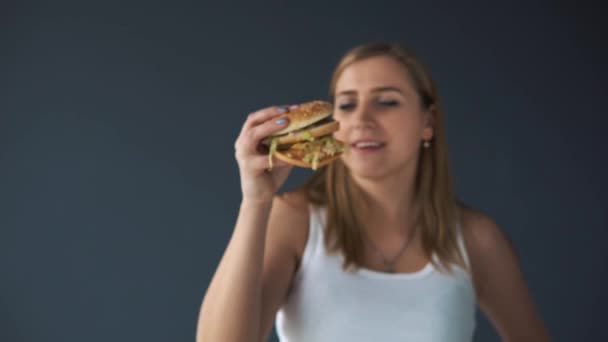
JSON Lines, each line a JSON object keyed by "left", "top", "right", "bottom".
{"left": 351, "top": 104, "right": 375, "bottom": 128}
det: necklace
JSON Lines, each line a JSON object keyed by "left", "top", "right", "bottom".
{"left": 363, "top": 227, "right": 415, "bottom": 273}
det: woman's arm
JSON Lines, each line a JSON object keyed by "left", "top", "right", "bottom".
{"left": 462, "top": 209, "right": 551, "bottom": 342}
{"left": 196, "top": 105, "right": 300, "bottom": 342}
{"left": 196, "top": 198, "right": 274, "bottom": 341}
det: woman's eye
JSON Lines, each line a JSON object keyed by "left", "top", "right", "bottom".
{"left": 338, "top": 103, "right": 355, "bottom": 111}
{"left": 378, "top": 100, "right": 399, "bottom": 106}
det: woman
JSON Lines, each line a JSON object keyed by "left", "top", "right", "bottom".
{"left": 196, "top": 43, "right": 550, "bottom": 341}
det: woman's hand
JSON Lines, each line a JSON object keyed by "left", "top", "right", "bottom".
{"left": 234, "top": 105, "right": 295, "bottom": 203}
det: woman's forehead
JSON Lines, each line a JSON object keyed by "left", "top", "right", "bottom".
{"left": 335, "top": 56, "right": 413, "bottom": 95}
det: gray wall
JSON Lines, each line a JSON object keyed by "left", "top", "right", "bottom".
{"left": 1, "top": 1, "right": 606, "bottom": 341}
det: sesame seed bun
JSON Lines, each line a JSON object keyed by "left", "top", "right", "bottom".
{"left": 271, "top": 101, "right": 333, "bottom": 136}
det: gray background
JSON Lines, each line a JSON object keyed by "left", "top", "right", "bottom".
{"left": 1, "top": 1, "right": 606, "bottom": 341}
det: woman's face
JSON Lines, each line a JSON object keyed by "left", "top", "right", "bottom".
{"left": 333, "top": 56, "right": 433, "bottom": 179}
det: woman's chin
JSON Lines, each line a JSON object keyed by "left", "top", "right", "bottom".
{"left": 343, "top": 160, "right": 389, "bottom": 180}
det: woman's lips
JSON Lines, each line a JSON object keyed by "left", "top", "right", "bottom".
{"left": 350, "top": 140, "right": 386, "bottom": 152}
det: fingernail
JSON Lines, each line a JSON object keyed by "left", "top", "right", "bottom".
{"left": 276, "top": 118, "right": 288, "bottom": 125}
{"left": 289, "top": 104, "right": 300, "bottom": 109}
{"left": 278, "top": 107, "right": 288, "bottom": 113}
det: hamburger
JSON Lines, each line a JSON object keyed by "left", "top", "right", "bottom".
{"left": 264, "top": 100, "right": 345, "bottom": 170}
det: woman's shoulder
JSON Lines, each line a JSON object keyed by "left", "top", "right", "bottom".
{"left": 268, "top": 190, "right": 311, "bottom": 259}
{"left": 457, "top": 204, "right": 518, "bottom": 293}
{"left": 274, "top": 189, "right": 310, "bottom": 215}
{"left": 458, "top": 204, "right": 510, "bottom": 254}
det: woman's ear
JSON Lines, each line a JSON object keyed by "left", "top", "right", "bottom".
{"left": 422, "top": 105, "right": 436, "bottom": 140}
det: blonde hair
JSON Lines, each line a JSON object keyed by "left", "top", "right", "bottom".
{"left": 300, "top": 42, "right": 466, "bottom": 273}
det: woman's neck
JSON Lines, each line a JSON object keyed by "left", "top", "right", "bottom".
{"left": 352, "top": 166, "right": 418, "bottom": 237}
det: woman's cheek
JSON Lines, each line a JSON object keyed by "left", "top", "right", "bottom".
{"left": 333, "top": 128, "right": 346, "bottom": 142}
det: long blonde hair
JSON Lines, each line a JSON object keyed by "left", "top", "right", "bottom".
{"left": 300, "top": 42, "right": 466, "bottom": 273}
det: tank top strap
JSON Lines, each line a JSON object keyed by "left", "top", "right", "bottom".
{"left": 296, "top": 204, "right": 325, "bottom": 276}
{"left": 455, "top": 211, "right": 472, "bottom": 272}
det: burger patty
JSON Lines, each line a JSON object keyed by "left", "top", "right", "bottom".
{"left": 277, "top": 135, "right": 344, "bottom": 170}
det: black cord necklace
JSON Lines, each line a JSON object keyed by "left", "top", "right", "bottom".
{"left": 363, "top": 227, "right": 416, "bottom": 273}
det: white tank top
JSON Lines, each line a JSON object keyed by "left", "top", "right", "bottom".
{"left": 275, "top": 205, "right": 477, "bottom": 342}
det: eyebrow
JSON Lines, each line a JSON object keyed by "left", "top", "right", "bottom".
{"left": 336, "top": 86, "right": 404, "bottom": 96}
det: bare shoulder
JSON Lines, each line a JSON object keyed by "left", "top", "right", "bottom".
{"left": 458, "top": 205, "right": 551, "bottom": 340}
{"left": 271, "top": 190, "right": 310, "bottom": 226}
{"left": 275, "top": 190, "right": 310, "bottom": 214}
{"left": 267, "top": 190, "right": 311, "bottom": 260}
{"left": 257, "top": 191, "right": 312, "bottom": 340}
{"left": 458, "top": 205, "right": 518, "bottom": 295}
{"left": 459, "top": 206, "right": 513, "bottom": 256}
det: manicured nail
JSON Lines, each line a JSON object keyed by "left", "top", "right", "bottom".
{"left": 276, "top": 118, "right": 288, "bottom": 125}
{"left": 289, "top": 104, "right": 300, "bottom": 109}
{"left": 278, "top": 107, "right": 288, "bottom": 113}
